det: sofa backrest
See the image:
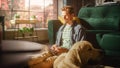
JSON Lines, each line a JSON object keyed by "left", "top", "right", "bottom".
{"left": 78, "top": 6, "right": 120, "bottom": 30}
{"left": 48, "top": 20, "right": 62, "bottom": 45}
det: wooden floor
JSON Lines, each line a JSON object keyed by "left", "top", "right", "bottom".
{"left": 101, "top": 56, "right": 120, "bottom": 68}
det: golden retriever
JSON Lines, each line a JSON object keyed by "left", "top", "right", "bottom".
{"left": 54, "top": 41, "right": 104, "bottom": 68}
{"left": 28, "top": 41, "right": 104, "bottom": 68}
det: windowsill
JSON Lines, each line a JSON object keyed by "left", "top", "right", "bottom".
{"left": 4, "top": 28, "right": 49, "bottom": 41}
{"left": 5, "top": 28, "right": 48, "bottom": 32}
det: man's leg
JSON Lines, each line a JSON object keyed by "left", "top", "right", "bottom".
{"left": 29, "top": 56, "right": 58, "bottom": 68}
{"left": 28, "top": 51, "right": 54, "bottom": 66}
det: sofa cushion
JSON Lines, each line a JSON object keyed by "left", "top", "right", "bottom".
{"left": 96, "top": 33, "right": 120, "bottom": 56}
{"left": 78, "top": 6, "right": 120, "bottom": 30}
{"left": 84, "top": 18, "right": 120, "bottom": 30}
{"left": 101, "top": 33, "right": 120, "bottom": 49}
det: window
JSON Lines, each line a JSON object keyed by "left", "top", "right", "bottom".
{"left": 0, "top": 0, "right": 57, "bottom": 29}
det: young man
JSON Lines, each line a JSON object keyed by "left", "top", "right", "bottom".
{"left": 28, "top": 6, "right": 86, "bottom": 68}
{"left": 51, "top": 6, "right": 86, "bottom": 55}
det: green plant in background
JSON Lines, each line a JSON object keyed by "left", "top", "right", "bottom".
{"left": 30, "top": 15, "right": 36, "bottom": 20}
{"left": 28, "top": 27, "right": 34, "bottom": 36}
{"left": 18, "top": 27, "right": 34, "bottom": 37}
{"left": 14, "top": 14, "right": 20, "bottom": 19}
{"left": 14, "top": 14, "right": 20, "bottom": 20}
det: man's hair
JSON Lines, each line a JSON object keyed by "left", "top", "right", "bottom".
{"left": 61, "top": 6, "right": 74, "bottom": 14}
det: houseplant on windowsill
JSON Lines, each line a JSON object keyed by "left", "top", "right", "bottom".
{"left": 30, "top": 15, "right": 36, "bottom": 20}
{"left": 14, "top": 14, "right": 20, "bottom": 20}
{"left": 18, "top": 27, "right": 34, "bottom": 37}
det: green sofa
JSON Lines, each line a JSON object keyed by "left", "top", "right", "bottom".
{"left": 78, "top": 5, "right": 120, "bottom": 56}
{"left": 48, "top": 5, "right": 120, "bottom": 56}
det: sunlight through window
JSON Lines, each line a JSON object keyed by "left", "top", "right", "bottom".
{"left": 0, "top": 0, "right": 57, "bottom": 29}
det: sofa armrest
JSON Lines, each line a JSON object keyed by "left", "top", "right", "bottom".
{"left": 97, "top": 33, "right": 120, "bottom": 56}
{"left": 48, "top": 20, "right": 62, "bottom": 45}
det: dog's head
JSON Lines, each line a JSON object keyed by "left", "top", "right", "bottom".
{"left": 72, "top": 41, "right": 104, "bottom": 64}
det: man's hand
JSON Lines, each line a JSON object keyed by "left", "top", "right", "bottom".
{"left": 50, "top": 44, "right": 58, "bottom": 51}
{"left": 56, "top": 47, "right": 68, "bottom": 55}
{"left": 50, "top": 45, "right": 68, "bottom": 55}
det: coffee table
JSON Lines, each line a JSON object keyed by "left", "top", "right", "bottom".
{"left": 0, "top": 40, "right": 47, "bottom": 68}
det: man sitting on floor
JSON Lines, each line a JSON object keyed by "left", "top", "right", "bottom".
{"left": 28, "top": 5, "right": 86, "bottom": 68}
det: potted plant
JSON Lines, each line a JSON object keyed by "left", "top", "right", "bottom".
{"left": 28, "top": 27, "right": 34, "bottom": 36}
{"left": 18, "top": 27, "right": 34, "bottom": 37}
{"left": 30, "top": 15, "right": 36, "bottom": 20}
{"left": 14, "top": 14, "right": 20, "bottom": 20}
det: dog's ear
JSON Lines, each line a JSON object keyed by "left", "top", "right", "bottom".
{"left": 79, "top": 41, "right": 93, "bottom": 51}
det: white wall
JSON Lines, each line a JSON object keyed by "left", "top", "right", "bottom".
{"left": 96, "top": 0, "right": 120, "bottom": 6}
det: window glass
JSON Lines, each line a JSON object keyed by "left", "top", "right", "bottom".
{"left": 0, "top": 0, "right": 57, "bottom": 29}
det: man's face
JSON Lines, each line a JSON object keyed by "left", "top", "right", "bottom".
{"left": 61, "top": 11, "right": 74, "bottom": 23}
